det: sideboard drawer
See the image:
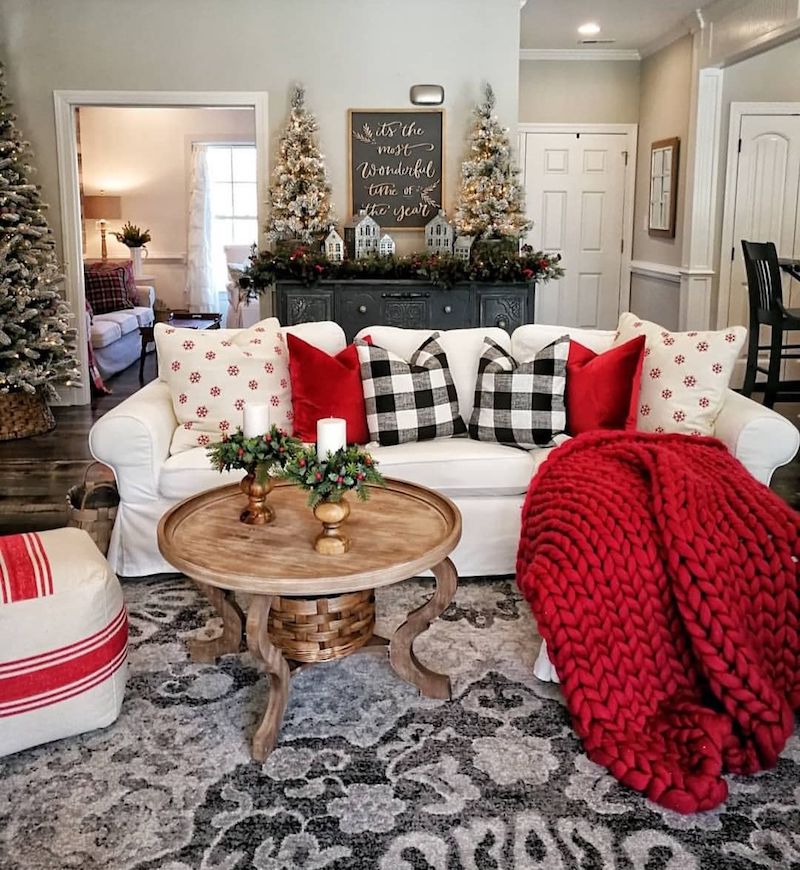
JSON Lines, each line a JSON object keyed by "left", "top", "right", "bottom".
{"left": 478, "top": 289, "right": 531, "bottom": 333}
{"left": 379, "top": 291, "right": 431, "bottom": 331}
{"left": 339, "top": 290, "right": 379, "bottom": 341}
{"left": 428, "top": 290, "right": 471, "bottom": 331}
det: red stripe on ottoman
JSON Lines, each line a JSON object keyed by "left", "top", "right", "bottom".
{"left": 0, "top": 606, "right": 128, "bottom": 715}
{"left": 0, "top": 533, "right": 53, "bottom": 603}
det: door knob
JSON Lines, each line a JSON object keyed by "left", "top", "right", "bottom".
{"left": 358, "top": 305, "right": 368, "bottom": 314}
{"left": 497, "top": 318, "right": 508, "bottom": 329}
{"left": 443, "top": 304, "right": 453, "bottom": 314}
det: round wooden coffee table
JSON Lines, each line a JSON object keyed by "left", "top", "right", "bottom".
{"left": 157, "top": 478, "right": 461, "bottom": 761}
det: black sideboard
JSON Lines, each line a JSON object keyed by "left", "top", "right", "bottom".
{"left": 273, "top": 280, "right": 535, "bottom": 341}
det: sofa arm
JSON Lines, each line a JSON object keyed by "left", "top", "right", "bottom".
{"left": 133, "top": 284, "right": 155, "bottom": 308}
{"left": 715, "top": 389, "right": 799, "bottom": 485}
{"left": 89, "top": 379, "right": 176, "bottom": 502}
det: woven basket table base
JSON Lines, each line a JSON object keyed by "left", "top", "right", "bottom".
{"left": 267, "top": 589, "right": 376, "bottom": 663}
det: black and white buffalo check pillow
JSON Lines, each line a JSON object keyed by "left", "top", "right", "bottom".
{"left": 355, "top": 333, "right": 466, "bottom": 446}
{"left": 469, "top": 335, "right": 570, "bottom": 448}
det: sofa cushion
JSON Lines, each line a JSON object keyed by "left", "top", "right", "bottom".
{"left": 355, "top": 325, "right": 511, "bottom": 422}
{"left": 159, "top": 449, "right": 242, "bottom": 500}
{"left": 93, "top": 310, "right": 140, "bottom": 338}
{"left": 367, "top": 438, "right": 552, "bottom": 497}
{"left": 356, "top": 333, "right": 466, "bottom": 446}
{"left": 512, "top": 324, "right": 616, "bottom": 360}
{"left": 469, "top": 335, "right": 570, "bottom": 449}
{"left": 614, "top": 312, "right": 746, "bottom": 436}
{"left": 90, "top": 319, "right": 122, "bottom": 349}
{"left": 132, "top": 305, "right": 154, "bottom": 328}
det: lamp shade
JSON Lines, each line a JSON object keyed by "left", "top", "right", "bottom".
{"left": 82, "top": 195, "right": 122, "bottom": 220}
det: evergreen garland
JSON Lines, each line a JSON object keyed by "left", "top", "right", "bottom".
{"left": 267, "top": 85, "right": 335, "bottom": 243}
{"left": 0, "top": 63, "right": 80, "bottom": 396}
{"left": 454, "top": 83, "right": 531, "bottom": 240}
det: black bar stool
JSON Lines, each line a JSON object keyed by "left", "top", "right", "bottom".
{"left": 741, "top": 240, "right": 800, "bottom": 407}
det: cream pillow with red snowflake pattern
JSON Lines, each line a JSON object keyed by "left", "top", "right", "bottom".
{"left": 613, "top": 312, "right": 746, "bottom": 436}
{"left": 155, "top": 318, "right": 293, "bottom": 455}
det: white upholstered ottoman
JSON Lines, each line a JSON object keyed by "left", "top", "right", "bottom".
{"left": 0, "top": 527, "right": 128, "bottom": 757}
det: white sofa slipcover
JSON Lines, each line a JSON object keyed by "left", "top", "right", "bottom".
{"left": 91, "top": 285, "right": 155, "bottom": 379}
{"left": 90, "top": 321, "right": 800, "bottom": 578}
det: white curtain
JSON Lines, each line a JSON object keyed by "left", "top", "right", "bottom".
{"left": 185, "top": 144, "right": 219, "bottom": 313}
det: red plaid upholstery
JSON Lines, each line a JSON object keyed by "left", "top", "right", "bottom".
{"left": 84, "top": 261, "right": 136, "bottom": 314}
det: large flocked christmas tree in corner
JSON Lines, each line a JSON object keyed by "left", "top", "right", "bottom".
{"left": 454, "top": 83, "right": 531, "bottom": 242}
{"left": 0, "top": 62, "right": 80, "bottom": 439}
{"left": 266, "top": 84, "right": 335, "bottom": 245}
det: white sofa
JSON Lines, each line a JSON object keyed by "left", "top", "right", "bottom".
{"left": 89, "top": 321, "right": 800, "bottom": 579}
{"left": 90, "top": 285, "right": 155, "bottom": 379}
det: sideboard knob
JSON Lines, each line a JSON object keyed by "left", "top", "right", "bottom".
{"left": 358, "top": 305, "right": 368, "bottom": 314}
{"left": 443, "top": 304, "right": 453, "bottom": 315}
{"left": 497, "top": 318, "right": 508, "bottom": 329}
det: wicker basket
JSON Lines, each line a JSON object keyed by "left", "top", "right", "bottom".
{"left": 66, "top": 463, "right": 120, "bottom": 556}
{"left": 268, "top": 589, "right": 376, "bottom": 663}
{"left": 0, "top": 390, "right": 55, "bottom": 441}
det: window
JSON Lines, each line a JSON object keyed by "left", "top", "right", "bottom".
{"left": 207, "top": 145, "right": 258, "bottom": 247}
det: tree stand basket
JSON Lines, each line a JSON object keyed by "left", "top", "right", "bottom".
{"left": 267, "top": 589, "right": 376, "bottom": 663}
{"left": 66, "top": 463, "right": 120, "bottom": 556}
{"left": 0, "top": 391, "right": 55, "bottom": 441}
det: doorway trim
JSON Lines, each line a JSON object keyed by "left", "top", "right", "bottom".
{"left": 716, "top": 100, "right": 800, "bottom": 330}
{"left": 53, "top": 89, "right": 269, "bottom": 405}
{"left": 517, "top": 122, "right": 638, "bottom": 323}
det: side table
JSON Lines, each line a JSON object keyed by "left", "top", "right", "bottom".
{"left": 139, "top": 311, "right": 222, "bottom": 383}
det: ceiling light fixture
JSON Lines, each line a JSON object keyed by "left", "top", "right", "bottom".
{"left": 578, "top": 22, "right": 601, "bottom": 36}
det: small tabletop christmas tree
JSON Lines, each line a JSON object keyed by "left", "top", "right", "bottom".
{"left": 0, "top": 63, "right": 79, "bottom": 416}
{"left": 267, "top": 85, "right": 335, "bottom": 245}
{"left": 454, "top": 83, "right": 531, "bottom": 241}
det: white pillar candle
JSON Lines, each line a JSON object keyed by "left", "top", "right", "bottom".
{"left": 316, "top": 417, "right": 347, "bottom": 459}
{"left": 243, "top": 403, "right": 271, "bottom": 438}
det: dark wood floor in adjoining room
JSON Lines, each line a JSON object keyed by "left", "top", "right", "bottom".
{"left": 0, "top": 363, "right": 156, "bottom": 535}
{"left": 1, "top": 360, "right": 799, "bottom": 535}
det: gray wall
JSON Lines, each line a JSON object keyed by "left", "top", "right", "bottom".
{"left": 0, "top": 0, "right": 522, "bottom": 257}
{"left": 519, "top": 60, "right": 640, "bottom": 124}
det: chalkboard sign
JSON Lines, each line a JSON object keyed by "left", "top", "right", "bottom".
{"left": 349, "top": 109, "right": 444, "bottom": 230}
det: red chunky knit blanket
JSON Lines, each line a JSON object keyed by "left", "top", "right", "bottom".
{"left": 516, "top": 431, "right": 800, "bottom": 813}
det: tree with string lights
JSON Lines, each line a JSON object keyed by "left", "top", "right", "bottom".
{"left": 0, "top": 62, "right": 79, "bottom": 435}
{"left": 267, "top": 84, "right": 335, "bottom": 244}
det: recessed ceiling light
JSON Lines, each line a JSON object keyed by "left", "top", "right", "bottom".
{"left": 578, "top": 22, "right": 601, "bottom": 36}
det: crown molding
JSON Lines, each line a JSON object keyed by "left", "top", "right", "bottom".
{"left": 640, "top": 16, "right": 696, "bottom": 58}
{"left": 519, "top": 48, "right": 641, "bottom": 61}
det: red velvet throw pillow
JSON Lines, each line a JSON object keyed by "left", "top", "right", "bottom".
{"left": 287, "top": 333, "right": 370, "bottom": 444}
{"left": 566, "top": 336, "right": 646, "bottom": 435}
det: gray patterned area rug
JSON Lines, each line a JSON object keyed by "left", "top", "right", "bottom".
{"left": 1, "top": 576, "right": 799, "bottom": 870}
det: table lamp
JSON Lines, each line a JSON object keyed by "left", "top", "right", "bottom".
{"left": 82, "top": 192, "right": 122, "bottom": 260}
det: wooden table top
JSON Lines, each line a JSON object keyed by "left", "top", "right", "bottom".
{"left": 157, "top": 478, "right": 461, "bottom": 596}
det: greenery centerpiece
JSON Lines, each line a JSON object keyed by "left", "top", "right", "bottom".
{"left": 111, "top": 221, "right": 151, "bottom": 248}
{"left": 207, "top": 425, "right": 300, "bottom": 525}
{"left": 282, "top": 445, "right": 385, "bottom": 555}
{"left": 238, "top": 246, "right": 563, "bottom": 296}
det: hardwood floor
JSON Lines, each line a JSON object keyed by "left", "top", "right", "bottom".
{"left": 0, "top": 363, "right": 155, "bottom": 534}
{"left": 0, "top": 362, "right": 798, "bottom": 535}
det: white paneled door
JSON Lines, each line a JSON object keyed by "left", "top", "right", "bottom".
{"left": 724, "top": 113, "right": 800, "bottom": 329}
{"left": 521, "top": 129, "right": 634, "bottom": 329}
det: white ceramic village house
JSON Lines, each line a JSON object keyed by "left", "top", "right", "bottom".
{"left": 344, "top": 210, "right": 380, "bottom": 258}
{"left": 454, "top": 235, "right": 474, "bottom": 262}
{"left": 426, "top": 210, "right": 454, "bottom": 253}
{"left": 324, "top": 226, "right": 344, "bottom": 261}
{"left": 378, "top": 234, "right": 396, "bottom": 257}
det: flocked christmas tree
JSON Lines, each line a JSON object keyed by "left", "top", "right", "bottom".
{"left": 454, "top": 83, "right": 531, "bottom": 240}
{"left": 0, "top": 63, "right": 79, "bottom": 398}
{"left": 267, "top": 85, "right": 335, "bottom": 244}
